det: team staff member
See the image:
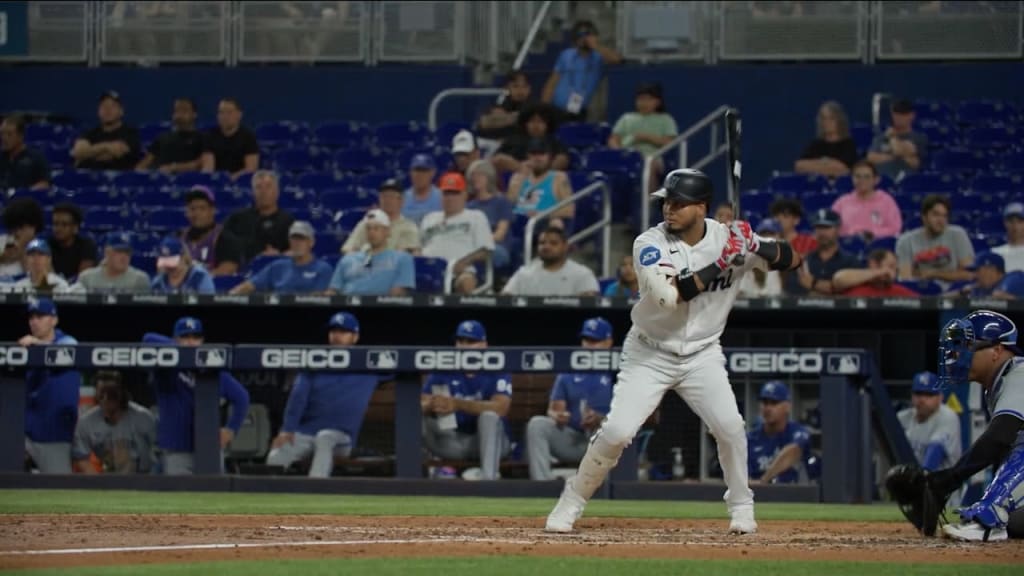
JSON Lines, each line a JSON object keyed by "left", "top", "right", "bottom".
{"left": 143, "top": 317, "right": 249, "bottom": 475}
{"left": 266, "top": 312, "right": 380, "bottom": 478}
{"left": 72, "top": 371, "right": 156, "bottom": 474}
{"left": 231, "top": 221, "right": 333, "bottom": 295}
{"left": 897, "top": 371, "right": 962, "bottom": 472}
{"left": 747, "top": 381, "right": 811, "bottom": 484}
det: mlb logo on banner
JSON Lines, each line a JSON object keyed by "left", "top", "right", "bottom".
{"left": 522, "top": 351, "right": 553, "bottom": 371}
{"left": 368, "top": 349, "right": 398, "bottom": 370}
{"left": 826, "top": 353, "right": 861, "bottom": 375}
{"left": 44, "top": 347, "right": 76, "bottom": 367}
{"left": 196, "top": 348, "right": 228, "bottom": 368}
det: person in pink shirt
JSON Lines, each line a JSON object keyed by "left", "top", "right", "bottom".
{"left": 831, "top": 160, "right": 902, "bottom": 241}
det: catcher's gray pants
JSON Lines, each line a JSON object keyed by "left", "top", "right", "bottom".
{"left": 25, "top": 438, "right": 71, "bottom": 474}
{"left": 526, "top": 416, "right": 590, "bottom": 481}
{"left": 422, "top": 411, "right": 509, "bottom": 480}
{"left": 266, "top": 430, "right": 353, "bottom": 478}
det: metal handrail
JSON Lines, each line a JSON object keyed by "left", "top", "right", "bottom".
{"left": 511, "top": 0, "right": 553, "bottom": 71}
{"left": 443, "top": 253, "right": 493, "bottom": 295}
{"left": 872, "top": 92, "right": 892, "bottom": 133}
{"left": 427, "top": 87, "right": 507, "bottom": 132}
{"left": 522, "top": 179, "right": 612, "bottom": 277}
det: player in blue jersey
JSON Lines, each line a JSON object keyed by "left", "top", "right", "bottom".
{"left": 266, "top": 311, "right": 380, "bottom": 478}
{"left": 897, "top": 371, "right": 962, "bottom": 472}
{"left": 746, "top": 381, "right": 811, "bottom": 484}
{"left": 421, "top": 320, "right": 512, "bottom": 480}
{"left": 526, "top": 317, "right": 615, "bottom": 480}
{"left": 142, "top": 316, "right": 249, "bottom": 475}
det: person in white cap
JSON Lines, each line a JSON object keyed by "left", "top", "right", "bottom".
{"left": 451, "top": 130, "right": 481, "bottom": 175}
{"left": 341, "top": 179, "right": 420, "bottom": 255}
{"left": 993, "top": 203, "right": 1024, "bottom": 273}
{"left": 328, "top": 209, "right": 416, "bottom": 296}
{"left": 230, "top": 221, "right": 333, "bottom": 294}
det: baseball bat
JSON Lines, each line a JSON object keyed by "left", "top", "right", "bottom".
{"left": 725, "top": 107, "right": 742, "bottom": 215}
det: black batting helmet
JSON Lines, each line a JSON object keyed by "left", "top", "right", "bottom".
{"left": 652, "top": 169, "right": 714, "bottom": 206}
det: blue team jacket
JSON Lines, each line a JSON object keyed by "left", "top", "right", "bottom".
{"left": 25, "top": 330, "right": 82, "bottom": 443}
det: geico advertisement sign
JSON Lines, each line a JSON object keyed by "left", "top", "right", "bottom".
{"left": 92, "top": 347, "right": 180, "bottom": 367}
{"left": 414, "top": 350, "right": 505, "bottom": 371}
{"left": 728, "top": 352, "right": 822, "bottom": 374}
{"left": 261, "top": 348, "right": 350, "bottom": 369}
{"left": 570, "top": 350, "right": 620, "bottom": 371}
{"left": 0, "top": 347, "right": 29, "bottom": 366}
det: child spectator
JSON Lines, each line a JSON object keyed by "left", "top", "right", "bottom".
{"left": 608, "top": 82, "right": 678, "bottom": 191}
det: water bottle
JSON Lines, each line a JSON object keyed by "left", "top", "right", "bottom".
{"left": 672, "top": 447, "right": 685, "bottom": 480}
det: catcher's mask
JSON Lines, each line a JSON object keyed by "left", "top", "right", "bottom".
{"left": 939, "top": 310, "right": 1022, "bottom": 389}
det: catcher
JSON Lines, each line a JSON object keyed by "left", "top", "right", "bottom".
{"left": 887, "top": 309, "right": 1024, "bottom": 542}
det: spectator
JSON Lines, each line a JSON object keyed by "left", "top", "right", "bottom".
{"left": 476, "top": 71, "right": 534, "bottom": 142}
{"left": 867, "top": 99, "right": 928, "bottom": 180}
{"left": 784, "top": 209, "right": 860, "bottom": 296}
{"left": 71, "top": 91, "right": 141, "bottom": 171}
{"left": 794, "top": 101, "right": 858, "bottom": 178}
{"left": 230, "top": 221, "right": 332, "bottom": 295}
{"left": 402, "top": 154, "right": 441, "bottom": 226}
{"left": 502, "top": 227, "right": 599, "bottom": 296}
{"left": 143, "top": 317, "right": 250, "bottom": 475}
{"left": 223, "top": 170, "right": 295, "bottom": 265}
{"left": 607, "top": 82, "right": 678, "bottom": 190}
{"left": 959, "top": 252, "right": 1024, "bottom": 299}
{"left": 993, "top": 203, "right": 1024, "bottom": 273}
{"left": 451, "top": 130, "right": 481, "bottom": 175}
{"left": 492, "top": 104, "right": 570, "bottom": 176}
{"left": 466, "top": 160, "right": 514, "bottom": 269}
{"left": 739, "top": 219, "right": 784, "bottom": 297}
{"left": 0, "top": 114, "right": 50, "bottom": 189}
{"left": 46, "top": 203, "right": 96, "bottom": 280}
{"left": 895, "top": 194, "right": 975, "bottom": 285}
{"left": 266, "top": 312, "right": 380, "bottom": 478}
{"left": 200, "top": 98, "right": 259, "bottom": 179}
{"left": 72, "top": 371, "right": 156, "bottom": 474}
{"left": 181, "top": 185, "right": 243, "bottom": 276}
{"left": 2, "top": 196, "right": 46, "bottom": 277}
{"left": 421, "top": 320, "right": 512, "bottom": 481}
{"left": 897, "top": 372, "right": 962, "bottom": 472}
{"left": 136, "top": 97, "right": 205, "bottom": 174}
{"left": 770, "top": 199, "right": 818, "bottom": 255}
{"left": 831, "top": 161, "right": 902, "bottom": 241}
{"left": 342, "top": 179, "right": 420, "bottom": 254}
{"left": 150, "top": 237, "right": 215, "bottom": 294}
{"left": 506, "top": 138, "right": 574, "bottom": 227}
{"left": 714, "top": 202, "right": 735, "bottom": 225}
{"left": 541, "top": 20, "right": 621, "bottom": 123}
{"left": 76, "top": 232, "right": 151, "bottom": 293}
{"left": 833, "top": 249, "right": 918, "bottom": 297}
{"left": 421, "top": 172, "right": 495, "bottom": 294}
{"left": 603, "top": 254, "right": 638, "bottom": 298}
{"left": 329, "top": 210, "right": 415, "bottom": 296}
{"left": 20, "top": 298, "right": 80, "bottom": 474}
{"left": 526, "top": 317, "right": 614, "bottom": 481}
{"left": 0, "top": 234, "right": 20, "bottom": 278}
{"left": 747, "top": 382, "right": 811, "bottom": 485}
{"left": 9, "top": 238, "right": 80, "bottom": 294}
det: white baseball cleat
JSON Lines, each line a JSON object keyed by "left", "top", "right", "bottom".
{"left": 728, "top": 506, "right": 758, "bottom": 535}
{"left": 545, "top": 481, "right": 586, "bottom": 533}
{"left": 942, "top": 521, "right": 1008, "bottom": 542}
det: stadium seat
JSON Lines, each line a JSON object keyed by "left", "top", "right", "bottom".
{"left": 111, "top": 171, "right": 171, "bottom": 190}
{"left": 435, "top": 122, "right": 471, "bottom": 146}
{"left": 314, "top": 232, "right": 343, "bottom": 257}
{"left": 174, "top": 172, "right": 228, "bottom": 189}
{"left": 272, "top": 148, "right": 324, "bottom": 174}
{"left": 584, "top": 149, "right": 644, "bottom": 175}
{"left": 975, "top": 214, "right": 1005, "bottom": 236}
{"left": 998, "top": 151, "right": 1024, "bottom": 172}
{"left": 134, "top": 234, "right": 160, "bottom": 254}
{"left": 913, "top": 100, "right": 953, "bottom": 124}
{"left": 414, "top": 257, "right": 448, "bottom": 293}
{"left": 838, "top": 236, "right": 865, "bottom": 257}
{"left": 918, "top": 122, "right": 960, "bottom": 151}
{"left": 41, "top": 144, "right": 71, "bottom": 170}
{"left": 969, "top": 235, "right": 992, "bottom": 255}
{"left": 598, "top": 277, "right": 616, "bottom": 294}
{"left": 333, "top": 148, "right": 389, "bottom": 174}
{"left": 766, "top": 173, "right": 828, "bottom": 195}
{"left": 930, "top": 148, "right": 990, "bottom": 174}
{"left": 356, "top": 171, "right": 398, "bottom": 191}
{"left": 295, "top": 171, "right": 346, "bottom": 191}
{"left": 313, "top": 121, "right": 366, "bottom": 149}
{"left": 866, "top": 237, "right": 897, "bottom": 254}
{"left": 277, "top": 188, "right": 319, "bottom": 213}
{"left": 145, "top": 209, "right": 188, "bottom": 232}
{"left": 396, "top": 147, "right": 448, "bottom": 173}
{"left": 71, "top": 186, "right": 122, "bottom": 208}
{"left": 337, "top": 209, "right": 369, "bottom": 232}
{"left": 801, "top": 192, "right": 838, "bottom": 213}
{"left": 138, "top": 122, "right": 170, "bottom": 146}
{"left": 213, "top": 274, "right": 245, "bottom": 293}
{"left": 374, "top": 122, "right": 429, "bottom": 149}
{"left": 850, "top": 123, "right": 874, "bottom": 153}
{"left": 897, "top": 172, "right": 959, "bottom": 196}
{"left": 557, "top": 123, "right": 610, "bottom": 149}
{"left": 9, "top": 188, "right": 52, "bottom": 206}
{"left": 133, "top": 188, "right": 181, "bottom": 209}
{"left": 954, "top": 195, "right": 986, "bottom": 214}
{"left": 320, "top": 187, "right": 378, "bottom": 212}
{"left": 226, "top": 404, "right": 272, "bottom": 461}
{"left": 132, "top": 254, "right": 157, "bottom": 275}
{"left": 898, "top": 280, "right": 942, "bottom": 296}
{"left": 24, "top": 123, "right": 68, "bottom": 146}
{"left": 970, "top": 175, "right": 1019, "bottom": 197}
{"left": 84, "top": 208, "right": 130, "bottom": 231}
{"left": 52, "top": 169, "right": 101, "bottom": 189}
{"left": 965, "top": 126, "right": 1019, "bottom": 150}
{"left": 738, "top": 192, "right": 777, "bottom": 216}
{"left": 245, "top": 255, "right": 285, "bottom": 277}
{"left": 257, "top": 121, "right": 310, "bottom": 149}
{"left": 956, "top": 100, "right": 1017, "bottom": 126}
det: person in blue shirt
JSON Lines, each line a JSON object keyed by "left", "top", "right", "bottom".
{"left": 747, "top": 381, "right": 812, "bottom": 484}
{"left": 230, "top": 220, "right": 332, "bottom": 295}
{"left": 151, "top": 237, "right": 215, "bottom": 294}
{"left": 602, "top": 254, "right": 639, "bottom": 298}
{"left": 402, "top": 154, "right": 441, "bottom": 226}
{"left": 265, "top": 311, "right": 380, "bottom": 478}
{"left": 143, "top": 316, "right": 250, "bottom": 475}
{"left": 421, "top": 320, "right": 512, "bottom": 480}
{"left": 19, "top": 297, "right": 81, "bottom": 474}
{"left": 328, "top": 209, "right": 416, "bottom": 296}
{"left": 963, "top": 251, "right": 1024, "bottom": 299}
{"left": 541, "top": 20, "right": 621, "bottom": 122}
{"left": 526, "top": 317, "right": 615, "bottom": 480}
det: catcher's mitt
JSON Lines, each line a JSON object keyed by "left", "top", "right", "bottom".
{"left": 885, "top": 464, "right": 949, "bottom": 537}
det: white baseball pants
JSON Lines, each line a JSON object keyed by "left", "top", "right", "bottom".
{"left": 266, "top": 429, "right": 353, "bottom": 478}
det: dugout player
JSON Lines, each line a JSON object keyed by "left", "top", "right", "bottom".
{"left": 545, "top": 168, "right": 803, "bottom": 534}
{"left": 421, "top": 320, "right": 512, "bottom": 480}
{"left": 526, "top": 317, "right": 615, "bottom": 481}
{"left": 72, "top": 371, "right": 156, "bottom": 474}
{"left": 897, "top": 371, "right": 962, "bottom": 472}
{"left": 142, "top": 317, "right": 250, "bottom": 475}
{"left": 266, "top": 312, "right": 379, "bottom": 478}
{"left": 747, "top": 381, "right": 811, "bottom": 485}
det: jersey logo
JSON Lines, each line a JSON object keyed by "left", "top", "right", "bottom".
{"left": 706, "top": 268, "right": 734, "bottom": 292}
{"left": 639, "top": 245, "right": 661, "bottom": 267}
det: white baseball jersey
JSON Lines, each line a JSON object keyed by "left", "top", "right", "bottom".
{"left": 897, "top": 404, "right": 962, "bottom": 470}
{"left": 631, "top": 219, "right": 770, "bottom": 356}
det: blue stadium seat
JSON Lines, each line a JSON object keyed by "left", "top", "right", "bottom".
{"left": 134, "top": 188, "right": 181, "bottom": 209}
{"left": 414, "top": 257, "right": 447, "bottom": 293}
{"left": 930, "top": 148, "right": 990, "bottom": 174}
{"left": 850, "top": 123, "right": 874, "bottom": 153}
{"left": 435, "top": 122, "right": 471, "bottom": 147}
{"left": 138, "top": 122, "right": 170, "bottom": 146}
{"left": 957, "top": 100, "right": 1017, "bottom": 126}
{"left": 356, "top": 171, "right": 397, "bottom": 191}
{"left": 975, "top": 214, "right": 1005, "bottom": 235}
{"left": 213, "top": 274, "right": 245, "bottom": 293}
{"left": 557, "top": 123, "right": 610, "bottom": 149}
{"left": 584, "top": 149, "right": 643, "bottom": 175}
{"left": 913, "top": 100, "right": 953, "bottom": 124}
{"left": 999, "top": 151, "right": 1024, "bottom": 172}
{"left": 838, "top": 236, "right": 865, "bottom": 257}
{"left": 111, "top": 171, "right": 171, "bottom": 189}
{"left": 954, "top": 195, "right": 986, "bottom": 214}
{"left": 272, "top": 148, "right": 324, "bottom": 174}
{"left": 24, "top": 123, "right": 68, "bottom": 146}
{"left": 566, "top": 171, "right": 608, "bottom": 193}
{"left": 918, "top": 122, "right": 960, "bottom": 151}
{"left": 965, "top": 126, "right": 1019, "bottom": 150}
{"left": 174, "top": 172, "right": 228, "bottom": 189}
{"left": 277, "top": 188, "right": 319, "bottom": 213}
{"left": 52, "top": 169, "right": 101, "bottom": 189}
{"left": 333, "top": 148, "right": 389, "bottom": 174}
{"left": 374, "top": 122, "right": 429, "bottom": 149}
{"left": 866, "top": 237, "right": 897, "bottom": 254}
{"left": 970, "top": 175, "right": 1019, "bottom": 196}
{"left": 245, "top": 255, "right": 285, "bottom": 277}
{"left": 134, "top": 234, "right": 160, "bottom": 254}
{"left": 894, "top": 195, "right": 920, "bottom": 213}
{"left": 337, "top": 208, "right": 369, "bottom": 232}
{"left": 71, "top": 186, "right": 122, "bottom": 208}
{"left": 84, "top": 209, "right": 130, "bottom": 231}
{"left": 41, "top": 144, "right": 71, "bottom": 170}
{"left": 146, "top": 209, "right": 188, "bottom": 232}
{"left": 132, "top": 255, "right": 157, "bottom": 275}
{"left": 256, "top": 121, "right": 309, "bottom": 149}
{"left": 313, "top": 121, "right": 366, "bottom": 149}
{"left": 396, "top": 146, "right": 448, "bottom": 173}
{"left": 313, "top": 232, "right": 343, "bottom": 257}
{"left": 567, "top": 149, "right": 584, "bottom": 171}
{"left": 598, "top": 277, "right": 616, "bottom": 294}
{"left": 897, "top": 172, "right": 959, "bottom": 195}
{"left": 969, "top": 235, "right": 991, "bottom": 255}
{"left": 738, "top": 192, "right": 777, "bottom": 216}
{"left": 898, "top": 280, "right": 942, "bottom": 296}
{"left": 801, "top": 192, "right": 838, "bottom": 213}
{"left": 320, "top": 187, "right": 378, "bottom": 212}
{"left": 766, "top": 173, "right": 828, "bottom": 195}
{"left": 9, "top": 188, "right": 52, "bottom": 206}
{"left": 295, "top": 171, "right": 346, "bottom": 191}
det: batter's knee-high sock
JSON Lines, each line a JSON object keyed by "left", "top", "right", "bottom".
{"left": 568, "top": 431, "right": 623, "bottom": 500}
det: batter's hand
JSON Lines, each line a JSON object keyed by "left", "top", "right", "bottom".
{"left": 716, "top": 231, "right": 746, "bottom": 270}
{"left": 730, "top": 220, "right": 760, "bottom": 254}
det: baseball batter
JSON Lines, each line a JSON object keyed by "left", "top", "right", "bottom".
{"left": 897, "top": 371, "right": 962, "bottom": 471}
{"left": 545, "top": 169, "right": 803, "bottom": 534}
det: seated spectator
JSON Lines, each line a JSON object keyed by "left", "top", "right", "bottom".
{"left": 492, "top": 104, "right": 570, "bottom": 177}
{"left": 831, "top": 161, "right": 902, "bottom": 241}
{"left": 770, "top": 199, "right": 817, "bottom": 255}
{"left": 541, "top": 20, "right": 621, "bottom": 123}
{"left": 526, "top": 317, "right": 614, "bottom": 481}
{"left": 402, "top": 154, "right": 441, "bottom": 226}
{"left": 476, "top": 71, "right": 534, "bottom": 142}
{"left": 230, "top": 221, "right": 332, "bottom": 295}
{"left": 959, "top": 252, "right": 1024, "bottom": 299}
{"left": 506, "top": 139, "right": 574, "bottom": 227}
{"left": 784, "top": 209, "right": 860, "bottom": 296}
{"left": 608, "top": 82, "right": 678, "bottom": 191}
{"left": 866, "top": 99, "right": 927, "bottom": 180}
{"left": 421, "top": 321, "right": 512, "bottom": 481}
{"left": 0, "top": 234, "right": 20, "bottom": 278}
{"left": 329, "top": 210, "right": 415, "bottom": 296}
{"left": 150, "top": 237, "right": 215, "bottom": 294}
{"left": 833, "top": 249, "right": 918, "bottom": 297}
{"left": 46, "top": 203, "right": 96, "bottom": 280}
{"left": 502, "top": 227, "right": 599, "bottom": 296}
{"left": 603, "top": 254, "right": 638, "bottom": 298}
{"left": 993, "top": 203, "right": 1024, "bottom": 273}
{"left": 451, "top": 130, "right": 481, "bottom": 175}
{"left": 0, "top": 114, "right": 50, "bottom": 189}
{"left": 223, "top": 170, "right": 295, "bottom": 265}
{"left": 466, "top": 159, "right": 514, "bottom": 270}
{"left": 748, "top": 382, "right": 811, "bottom": 485}
{"left": 200, "top": 98, "right": 259, "bottom": 180}
{"left": 181, "top": 185, "right": 243, "bottom": 276}
{"left": 898, "top": 372, "right": 962, "bottom": 472}
{"left": 794, "top": 101, "right": 858, "bottom": 178}
{"left": 136, "top": 97, "right": 205, "bottom": 174}
{"left": 9, "top": 238, "right": 80, "bottom": 294}
{"left": 72, "top": 371, "right": 156, "bottom": 474}
{"left": 71, "top": 91, "right": 141, "bottom": 171}
{"left": 266, "top": 312, "right": 380, "bottom": 478}
{"left": 2, "top": 197, "right": 45, "bottom": 277}
{"left": 342, "top": 178, "right": 420, "bottom": 254}
{"left": 895, "top": 195, "right": 975, "bottom": 286}
{"left": 740, "top": 219, "right": 784, "bottom": 297}
{"left": 714, "top": 202, "right": 735, "bottom": 224}
{"left": 421, "top": 173, "right": 495, "bottom": 294}
{"left": 76, "top": 232, "right": 151, "bottom": 293}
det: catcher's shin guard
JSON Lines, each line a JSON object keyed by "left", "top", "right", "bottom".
{"left": 959, "top": 442, "right": 1024, "bottom": 529}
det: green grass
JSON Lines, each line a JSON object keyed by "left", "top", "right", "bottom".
{"left": 0, "top": 489, "right": 903, "bottom": 522}
{"left": 3, "top": 558, "right": 1019, "bottom": 576}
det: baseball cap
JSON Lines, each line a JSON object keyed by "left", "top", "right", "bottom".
{"left": 911, "top": 371, "right": 941, "bottom": 394}
{"left": 173, "top": 316, "right": 204, "bottom": 338}
{"left": 99, "top": 90, "right": 122, "bottom": 105}
{"left": 891, "top": 99, "right": 915, "bottom": 114}
{"left": 27, "top": 297, "right": 57, "bottom": 317}
{"left": 451, "top": 130, "right": 476, "bottom": 154}
{"left": 410, "top": 153, "right": 436, "bottom": 171}
{"left": 438, "top": 172, "right": 466, "bottom": 193}
{"left": 25, "top": 238, "right": 51, "bottom": 256}
{"left": 328, "top": 311, "right": 360, "bottom": 333}
{"left": 970, "top": 251, "right": 1005, "bottom": 273}
{"left": 810, "top": 208, "right": 841, "bottom": 228}
{"left": 579, "top": 317, "right": 612, "bottom": 340}
{"left": 379, "top": 178, "right": 403, "bottom": 194}
{"left": 104, "top": 231, "right": 134, "bottom": 252}
{"left": 363, "top": 208, "right": 391, "bottom": 228}
{"left": 288, "top": 220, "right": 315, "bottom": 239}
{"left": 527, "top": 137, "right": 552, "bottom": 154}
{"left": 759, "top": 381, "right": 790, "bottom": 402}
{"left": 756, "top": 218, "right": 781, "bottom": 235}
{"left": 1004, "top": 202, "right": 1024, "bottom": 220}
{"left": 184, "top": 185, "right": 216, "bottom": 205}
{"left": 455, "top": 320, "right": 486, "bottom": 341}
{"left": 157, "top": 237, "right": 185, "bottom": 269}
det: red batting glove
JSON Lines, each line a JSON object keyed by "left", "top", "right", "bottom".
{"left": 730, "top": 220, "right": 760, "bottom": 253}
{"left": 716, "top": 233, "right": 746, "bottom": 270}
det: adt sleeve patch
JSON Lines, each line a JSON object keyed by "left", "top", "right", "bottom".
{"left": 639, "top": 245, "right": 661, "bottom": 267}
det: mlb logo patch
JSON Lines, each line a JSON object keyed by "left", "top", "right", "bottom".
{"left": 827, "top": 354, "right": 861, "bottom": 375}
{"left": 44, "top": 347, "right": 75, "bottom": 367}
{"left": 522, "top": 351, "right": 553, "bottom": 371}
{"left": 368, "top": 349, "right": 398, "bottom": 370}
{"left": 196, "top": 348, "right": 228, "bottom": 368}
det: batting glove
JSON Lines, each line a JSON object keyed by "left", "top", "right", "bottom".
{"left": 716, "top": 232, "right": 747, "bottom": 270}
{"left": 730, "top": 220, "right": 760, "bottom": 253}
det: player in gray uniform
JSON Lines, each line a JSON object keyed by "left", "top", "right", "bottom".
{"left": 72, "top": 371, "right": 156, "bottom": 474}
{"left": 897, "top": 371, "right": 962, "bottom": 471}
